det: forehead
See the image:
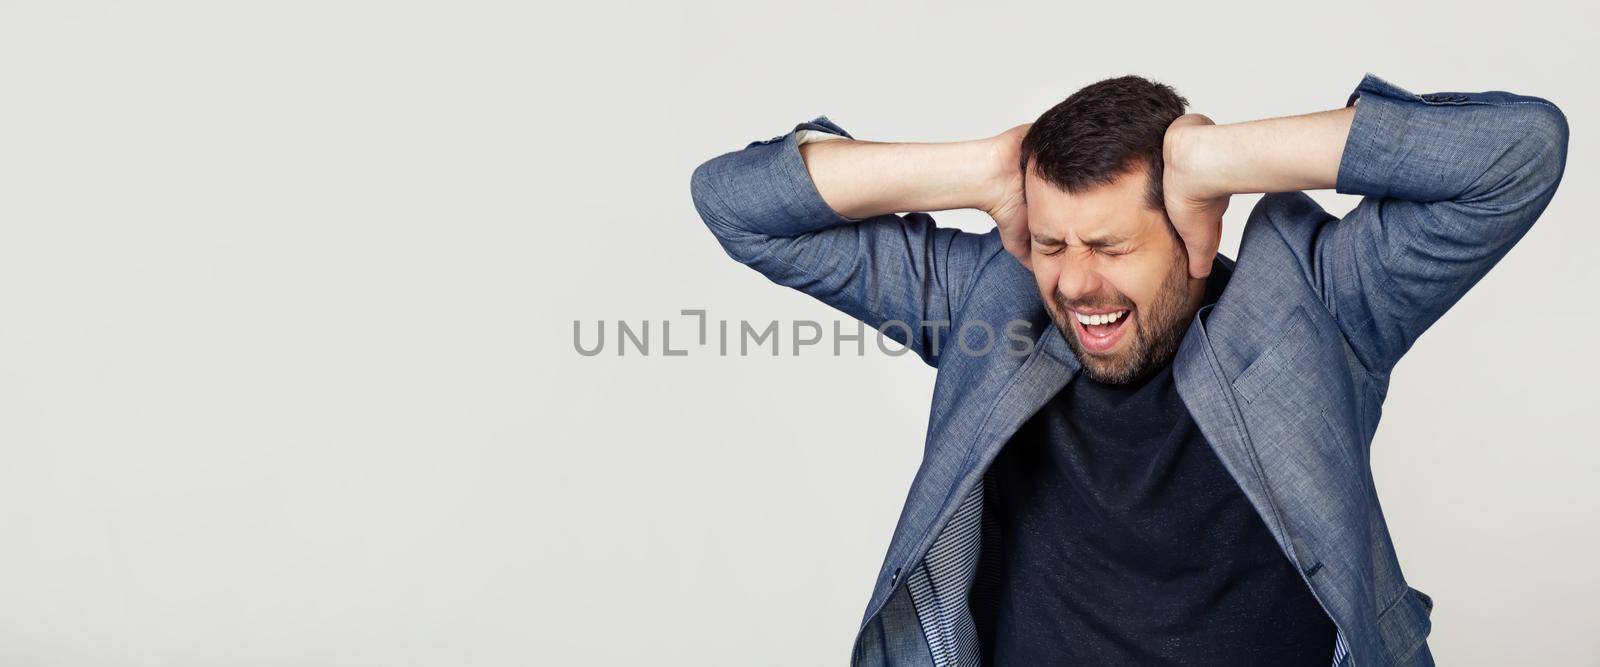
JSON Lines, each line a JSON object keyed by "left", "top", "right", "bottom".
{"left": 1025, "top": 166, "right": 1163, "bottom": 241}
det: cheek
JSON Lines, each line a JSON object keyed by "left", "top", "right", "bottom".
{"left": 1111, "top": 260, "right": 1168, "bottom": 309}
{"left": 1033, "top": 267, "right": 1059, "bottom": 301}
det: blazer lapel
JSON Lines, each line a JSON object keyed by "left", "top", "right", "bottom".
{"left": 962, "top": 320, "right": 1078, "bottom": 484}
{"left": 1172, "top": 302, "right": 1295, "bottom": 554}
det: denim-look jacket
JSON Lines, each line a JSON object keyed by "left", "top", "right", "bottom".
{"left": 688, "top": 73, "right": 1568, "bottom": 666}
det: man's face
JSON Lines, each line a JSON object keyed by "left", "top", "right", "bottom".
{"left": 1026, "top": 164, "right": 1206, "bottom": 384}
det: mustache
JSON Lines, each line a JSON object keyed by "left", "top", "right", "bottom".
{"left": 1054, "top": 292, "right": 1134, "bottom": 313}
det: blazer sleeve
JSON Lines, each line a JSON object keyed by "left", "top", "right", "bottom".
{"left": 1277, "top": 73, "right": 1569, "bottom": 376}
{"left": 689, "top": 116, "right": 1003, "bottom": 367}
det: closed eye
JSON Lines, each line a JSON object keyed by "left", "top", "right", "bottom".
{"left": 1037, "top": 246, "right": 1126, "bottom": 258}
{"left": 1033, "top": 239, "right": 1130, "bottom": 258}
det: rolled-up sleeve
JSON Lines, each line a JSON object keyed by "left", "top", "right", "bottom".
{"left": 1273, "top": 72, "right": 1569, "bottom": 375}
{"left": 1334, "top": 72, "right": 1568, "bottom": 204}
{"left": 688, "top": 116, "right": 1000, "bottom": 366}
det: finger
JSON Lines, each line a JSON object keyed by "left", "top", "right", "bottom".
{"left": 1196, "top": 230, "right": 1223, "bottom": 279}
{"left": 1188, "top": 237, "right": 1212, "bottom": 279}
{"left": 1190, "top": 255, "right": 1210, "bottom": 279}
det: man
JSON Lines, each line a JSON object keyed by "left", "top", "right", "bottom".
{"left": 688, "top": 73, "right": 1567, "bottom": 665}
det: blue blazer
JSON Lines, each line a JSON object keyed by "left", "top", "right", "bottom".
{"left": 689, "top": 73, "right": 1567, "bottom": 666}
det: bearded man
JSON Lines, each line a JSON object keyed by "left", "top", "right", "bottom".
{"left": 688, "top": 73, "right": 1567, "bottom": 666}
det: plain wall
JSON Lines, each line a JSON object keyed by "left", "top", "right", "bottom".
{"left": 1, "top": 0, "right": 1595, "bottom": 664}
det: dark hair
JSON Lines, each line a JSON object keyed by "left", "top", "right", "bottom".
{"left": 1019, "top": 75, "right": 1188, "bottom": 211}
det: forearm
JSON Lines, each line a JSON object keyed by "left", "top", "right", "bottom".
{"left": 800, "top": 138, "right": 1002, "bottom": 219}
{"left": 1173, "top": 106, "right": 1356, "bottom": 198}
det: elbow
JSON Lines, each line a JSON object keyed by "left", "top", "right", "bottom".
{"left": 1517, "top": 100, "right": 1570, "bottom": 196}
{"left": 1466, "top": 100, "right": 1570, "bottom": 214}
{"left": 1497, "top": 100, "right": 1569, "bottom": 237}
{"left": 689, "top": 158, "right": 725, "bottom": 230}
{"left": 1527, "top": 99, "right": 1569, "bottom": 153}
{"left": 689, "top": 156, "right": 766, "bottom": 265}
{"left": 1521, "top": 101, "right": 1569, "bottom": 225}
{"left": 689, "top": 157, "right": 739, "bottom": 240}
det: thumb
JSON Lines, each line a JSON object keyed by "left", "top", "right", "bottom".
{"left": 1187, "top": 233, "right": 1217, "bottom": 279}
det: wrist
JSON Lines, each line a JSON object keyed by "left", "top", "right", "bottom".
{"left": 923, "top": 139, "right": 1009, "bottom": 214}
{"left": 1165, "top": 122, "right": 1226, "bottom": 200}
{"left": 975, "top": 135, "right": 1019, "bottom": 212}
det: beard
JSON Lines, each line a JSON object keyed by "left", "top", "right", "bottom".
{"left": 1051, "top": 250, "right": 1193, "bottom": 385}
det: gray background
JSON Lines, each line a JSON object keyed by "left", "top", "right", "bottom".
{"left": 1, "top": 0, "right": 1595, "bottom": 664}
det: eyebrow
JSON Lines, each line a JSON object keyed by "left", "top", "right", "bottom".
{"left": 1031, "top": 232, "right": 1130, "bottom": 248}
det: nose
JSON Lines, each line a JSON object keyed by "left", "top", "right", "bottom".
{"left": 1056, "top": 260, "right": 1106, "bottom": 307}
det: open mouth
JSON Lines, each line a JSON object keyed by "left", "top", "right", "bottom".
{"left": 1071, "top": 308, "right": 1131, "bottom": 354}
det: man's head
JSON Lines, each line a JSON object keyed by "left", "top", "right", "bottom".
{"left": 1019, "top": 75, "right": 1206, "bottom": 385}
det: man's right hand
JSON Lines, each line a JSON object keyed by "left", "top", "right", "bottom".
{"left": 798, "top": 122, "right": 1035, "bottom": 269}
{"left": 984, "top": 123, "right": 1033, "bottom": 269}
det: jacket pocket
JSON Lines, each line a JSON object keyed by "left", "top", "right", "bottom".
{"left": 1233, "top": 304, "right": 1316, "bottom": 404}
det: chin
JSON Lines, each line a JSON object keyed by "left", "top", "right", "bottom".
{"left": 1058, "top": 323, "right": 1143, "bottom": 385}
{"left": 1080, "top": 357, "right": 1144, "bottom": 385}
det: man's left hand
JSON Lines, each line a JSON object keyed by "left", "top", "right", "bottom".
{"left": 1162, "top": 113, "right": 1231, "bottom": 279}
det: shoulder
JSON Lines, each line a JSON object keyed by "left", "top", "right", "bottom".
{"left": 1236, "top": 192, "right": 1339, "bottom": 283}
{"left": 964, "top": 229, "right": 1046, "bottom": 316}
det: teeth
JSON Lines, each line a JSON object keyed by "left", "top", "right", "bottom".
{"left": 1074, "top": 310, "right": 1127, "bottom": 326}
